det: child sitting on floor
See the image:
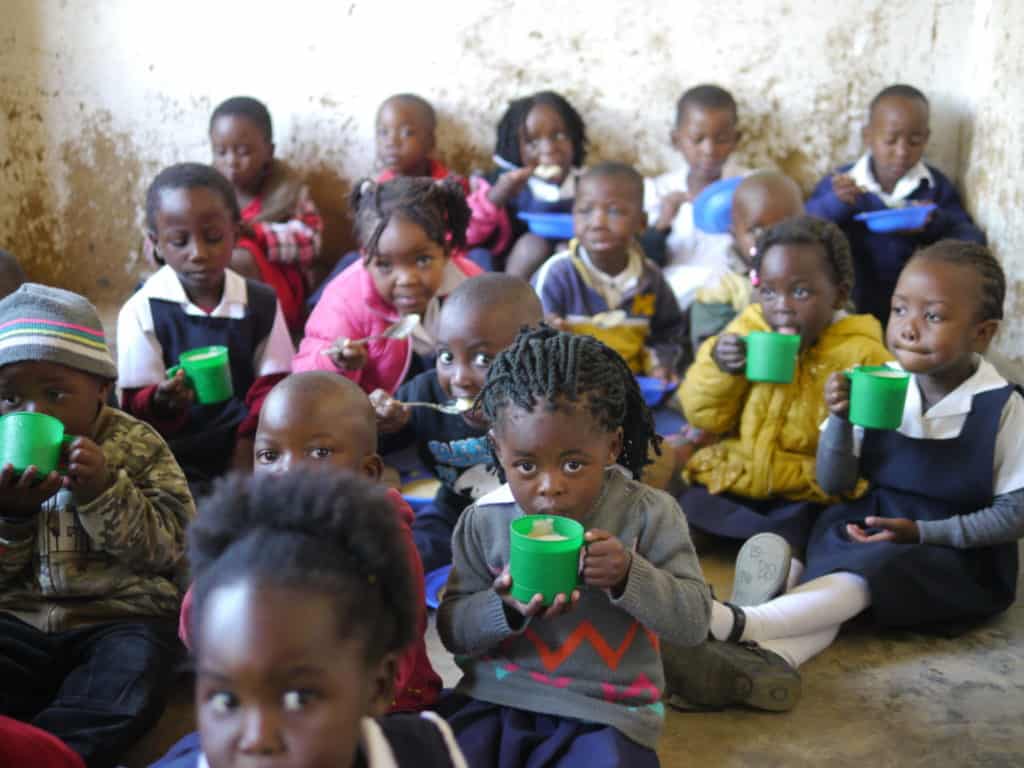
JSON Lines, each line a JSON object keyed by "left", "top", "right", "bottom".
{"left": 690, "top": 169, "right": 804, "bottom": 348}
{"left": 376, "top": 93, "right": 462, "bottom": 184}
{"left": 293, "top": 177, "right": 481, "bottom": 394}
{"left": 436, "top": 327, "right": 710, "bottom": 767}
{"left": 533, "top": 161, "right": 686, "bottom": 382}
{"left": 677, "top": 216, "right": 891, "bottom": 576}
{"left": 151, "top": 470, "right": 467, "bottom": 768}
{"left": 210, "top": 96, "right": 323, "bottom": 334}
{"left": 0, "top": 284, "right": 194, "bottom": 768}
{"left": 641, "top": 84, "right": 744, "bottom": 310}
{"left": 176, "top": 371, "right": 442, "bottom": 712}
{"left": 806, "top": 84, "right": 985, "bottom": 325}
{"left": 371, "top": 273, "right": 544, "bottom": 573}
{"left": 118, "top": 163, "right": 293, "bottom": 492}
{"left": 669, "top": 241, "right": 1023, "bottom": 711}
{"left": 466, "top": 90, "right": 587, "bottom": 279}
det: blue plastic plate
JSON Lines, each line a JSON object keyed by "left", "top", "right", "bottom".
{"left": 425, "top": 564, "right": 452, "bottom": 609}
{"left": 518, "top": 212, "right": 574, "bottom": 240}
{"left": 854, "top": 204, "right": 937, "bottom": 232}
{"left": 692, "top": 176, "right": 744, "bottom": 234}
{"left": 636, "top": 375, "right": 678, "bottom": 408}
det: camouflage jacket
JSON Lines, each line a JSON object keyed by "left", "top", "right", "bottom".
{"left": 0, "top": 406, "right": 195, "bottom": 632}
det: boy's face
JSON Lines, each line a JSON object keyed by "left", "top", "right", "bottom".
{"left": 151, "top": 186, "right": 237, "bottom": 303}
{"left": 887, "top": 258, "right": 997, "bottom": 379}
{"left": 671, "top": 105, "right": 739, "bottom": 181}
{"left": 376, "top": 99, "right": 435, "bottom": 177}
{"left": 518, "top": 103, "right": 574, "bottom": 184}
{"left": 757, "top": 243, "right": 845, "bottom": 351}
{"left": 254, "top": 388, "right": 381, "bottom": 480}
{"left": 197, "top": 580, "right": 395, "bottom": 768}
{"left": 436, "top": 302, "right": 534, "bottom": 428}
{"left": 863, "top": 96, "right": 930, "bottom": 192}
{"left": 367, "top": 215, "right": 448, "bottom": 317}
{"left": 210, "top": 114, "right": 274, "bottom": 197}
{"left": 490, "top": 398, "right": 622, "bottom": 523}
{"left": 0, "top": 360, "right": 109, "bottom": 437}
{"left": 573, "top": 175, "right": 647, "bottom": 273}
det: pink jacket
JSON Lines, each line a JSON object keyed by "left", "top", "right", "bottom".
{"left": 465, "top": 177, "right": 514, "bottom": 255}
{"left": 292, "top": 256, "right": 482, "bottom": 394}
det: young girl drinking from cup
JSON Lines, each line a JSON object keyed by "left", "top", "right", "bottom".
{"left": 668, "top": 241, "right": 1024, "bottom": 711}
{"left": 118, "top": 163, "right": 293, "bottom": 492}
{"left": 676, "top": 217, "right": 891, "bottom": 593}
{"left": 437, "top": 327, "right": 710, "bottom": 766}
{"left": 151, "top": 470, "right": 467, "bottom": 768}
{"left": 293, "top": 177, "right": 481, "bottom": 394}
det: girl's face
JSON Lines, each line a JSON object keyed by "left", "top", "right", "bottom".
{"left": 671, "top": 105, "right": 739, "bottom": 182}
{"left": 887, "top": 258, "right": 997, "bottom": 381}
{"left": 756, "top": 243, "right": 846, "bottom": 351}
{"left": 210, "top": 114, "right": 274, "bottom": 197}
{"left": 367, "top": 215, "right": 448, "bottom": 317}
{"left": 0, "top": 361, "right": 109, "bottom": 438}
{"left": 375, "top": 98, "right": 434, "bottom": 177}
{"left": 518, "top": 104, "right": 574, "bottom": 184}
{"left": 197, "top": 580, "right": 394, "bottom": 768}
{"left": 490, "top": 397, "right": 622, "bottom": 522}
{"left": 151, "top": 186, "right": 237, "bottom": 304}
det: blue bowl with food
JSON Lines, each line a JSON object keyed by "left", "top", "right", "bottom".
{"left": 518, "top": 212, "right": 574, "bottom": 240}
{"left": 854, "top": 204, "right": 937, "bottom": 233}
{"left": 636, "top": 375, "right": 678, "bottom": 408}
{"left": 692, "top": 176, "right": 744, "bottom": 234}
{"left": 425, "top": 565, "right": 452, "bottom": 609}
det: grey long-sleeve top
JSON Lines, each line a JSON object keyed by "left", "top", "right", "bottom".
{"left": 816, "top": 414, "right": 1024, "bottom": 548}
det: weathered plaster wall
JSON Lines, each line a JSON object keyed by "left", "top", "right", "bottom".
{"left": 0, "top": 0, "right": 1018, "bottom": 360}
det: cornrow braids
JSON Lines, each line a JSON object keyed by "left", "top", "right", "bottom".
{"left": 494, "top": 90, "right": 587, "bottom": 168}
{"left": 753, "top": 215, "right": 855, "bottom": 294}
{"left": 911, "top": 240, "right": 1006, "bottom": 322}
{"left": 145, "top": 162, "right": 240, "bottom": 233}
{"left": 210, "top": 96, "right": 273, "bottom": 142}
{"left": 350, "top": 176, "right": 470, "bottom": 264}
{"left": 188, "top": 470, "right": 415, "bottom": 662}
{"left": 479, "top": 326, "right": 659, "bottom": 478}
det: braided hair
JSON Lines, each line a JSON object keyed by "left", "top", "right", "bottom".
{"left": 479, "top": 326, "right": 659, "bottom": 478}
{"left": 911, "top": 240, "right": 1005, "bottom": 322}
{"left": 350, "top": 176, "right": 470, "bottom": 264}
{"left": 494, "top": 90, "right": 587, "bottom": 168}
{"left": 753, "top": 215, "right": 855, "bottom": 296}
{"left": 188, "top": 469, "right": 415, "bottom": 662}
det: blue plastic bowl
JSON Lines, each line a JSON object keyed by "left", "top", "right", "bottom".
{"left": 518, "top": 212, "right": 574, "bottom": 240}
{"left": 692, "top": 176, "right": 744, "bottom": 234}
{"left": 854, "top": 204, "right": 937, "bottom": 232}
{"left": 425, "top": 565, "right": 452, "bottom": 609}
{"left": 636, "top": 375, "right": 678, "bottom": 408}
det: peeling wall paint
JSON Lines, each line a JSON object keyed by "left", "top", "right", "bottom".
{"left": 0, "top": 0, "right": 1018, "bottom": 361}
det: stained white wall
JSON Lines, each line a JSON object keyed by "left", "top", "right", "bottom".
{"left": 0, "top": 0, "right": 1019, "bottom": 360}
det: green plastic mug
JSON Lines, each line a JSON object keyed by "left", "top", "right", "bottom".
{"left": 167, "top": 346, "right": 234, "bottom": 405}
{"left": 745, "top": 332, "right": 801, "bottom": 383}
{"left": 0, "top": 412, "right": 75, "bottom": 475}
{"left": 846, "top": 365, "right": 910, "bottom": 430}
{"left": 509, "top": 515, "right": 585, "bottom": 605}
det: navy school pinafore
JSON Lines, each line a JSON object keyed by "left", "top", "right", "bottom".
{"left": 803, "top": 386, "right": 1019, "bottom": 634}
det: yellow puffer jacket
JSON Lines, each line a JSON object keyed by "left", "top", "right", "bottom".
{"left": 680, "top": 303, "right": 892, "bottom": 503}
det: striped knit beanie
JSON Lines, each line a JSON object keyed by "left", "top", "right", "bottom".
{"left": 0, "top": 284, "right": 117, "bottom": 380}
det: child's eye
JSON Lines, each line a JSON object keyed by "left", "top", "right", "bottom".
{"left": 515, "top": 461, "right": 536, "bottom": 475}
{"left": 169, "top": 236, "right": 189, "bottom": 248}
{"left": 1, "top": 393, "right": 19, "bottom": 406}
{"left": 283, "top": 689, "right": 317, "bottom": 712}
{"left": 416, "top": 255, "right": 435, "bottom": 268}
{"left": 473, "top": 353, "right": 492, "bottom": 368}
{"left": 204, "top": 230, "right": 225, "bottom": 243}
{"left": 792, "top": 287, "right": 810, "bottom": 299}
{"left": 925, "top": 312, "right": 943, "bottom": 323}
{"left": 891, "top": 305, "right": 906, "bottom": 316}
{"left": 554, "top": 132, "right": 568, "bottom": 142}
{"left": 255, "top": 449, "right": 279, "bottom": 464}
{"left": 309, "top": 447, "right": 333, "bottom": 459}
{"left": 374, "top": 260, "right": 393, "bottom": 274}
{"left": 207, "top": 691, "right": 238, "bottom": 714}
{"left": 47, "top": 389, "right": 67, "bottom": 402}
{"left": 400, "top": 127, "right": 415, "bottom": 138}
{"left": 759, "top": 286, "right": 776, "bottom": 299}
{"left": 438, "top": 350, "right": 455, "bottom": 365}
{"left": 563, "top": 460, "right": 584, "bottom": 473}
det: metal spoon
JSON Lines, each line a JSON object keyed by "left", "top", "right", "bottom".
{"left": 399, "top": 397, "right": 475, "bottom": 415}
{"left": 320, "top": 314, "right": 420, "bottom": 356}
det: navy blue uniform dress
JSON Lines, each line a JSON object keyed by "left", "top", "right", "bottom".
{"left": 803, "top": 386, "right": 1019, "bottom": 634}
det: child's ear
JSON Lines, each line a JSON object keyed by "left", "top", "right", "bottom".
{"left": 268, "top": 141, "right": 276, "bottom": 160}
{"left": 669, "top": 126, "right": 681, "bottom": 149}
{"left": 361, "top": 453, "right": 384, "bottom": 482}
{"left": 607, "top": 427, "right": 624, "bottom": 466}
{"left": 972, "top": 319, "right": 999, "bottom": 353}
{"left": 488, "top": 429, "right": 507, "bottom": 470}
{"left": 834, "top": 283, "right": 851, "bottom": 310}
{"left": 98, "top": 379, "right": 113, "bottom": 408}
{"left": 635, "top": 209, "right": 649, "bottom": 234}
{"left": 365, "top": 652, "right": 398, "bottom": 717}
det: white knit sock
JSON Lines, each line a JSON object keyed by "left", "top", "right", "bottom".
{"left": 785, "top": 558, "right": 805, "bottom": 592}
{"left": 740, "top": 571, "right": 870, "bottom": 643}
{"left": 710, "top": 600, "right": 736, "bottom": 641}
{"left": 760, "top": 624, "right": 842, "bottom": 668}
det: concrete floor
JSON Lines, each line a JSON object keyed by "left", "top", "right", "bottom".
{"left": 426, "top": 542, "right": 1024, "bottom": 767}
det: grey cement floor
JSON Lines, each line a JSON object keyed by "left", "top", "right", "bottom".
{"left": 427, "top": 543, "right": 1024, "bottom": 767}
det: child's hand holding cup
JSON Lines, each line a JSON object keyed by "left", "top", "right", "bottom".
{"left": 369, "top": 389, "right": 411, "bottom": 434}
{"left": 825, "top": 371, "right": 852, "bottom": 419}
{"left": 712, "top": 333, "right": 747, "bottom": 375}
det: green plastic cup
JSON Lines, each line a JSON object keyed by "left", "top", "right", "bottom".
{"left": 0, "top": 412, "right": 75, "bottom": 475}
{"left": 846, "top": 365, "right": 910, "bottom": 430}
{"left": 509, "top": 515, "right": 585, "bottom": 605}
{"left": 167, "top": 346, "right": 234, "bottom": 405}
{"left": 745, "top": 331, "right": 801, "bottom": 383}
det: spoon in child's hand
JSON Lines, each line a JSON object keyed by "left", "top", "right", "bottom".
{"left": 320, "top": 314, "right": 420, "bottom": 356}
{"left": 397, "top": 397, "right": 476, "bottom": 416}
